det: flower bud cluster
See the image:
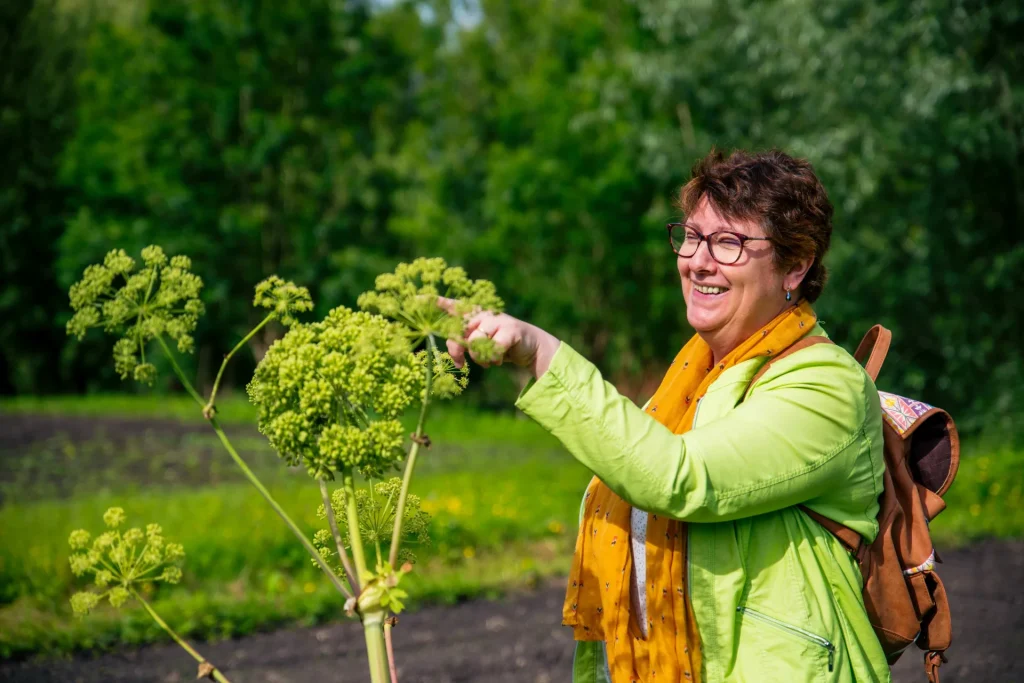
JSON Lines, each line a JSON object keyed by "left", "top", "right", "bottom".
{"left": 312, "top": 478, "right": 431, "bottom": 573}
{"left": 253, "top": 275, "right": 314, "bottom": 327}
{"left": 66, "top": 246, "right": 204, "bottom": 384}
{"left": 247, "top": 307, "right": 426, "bottom": 480}
{"left": 422, "top": 350, "right": 470, "bottom": 400}
{"left": 68, "top": 508, "right": 186, "bottom": 616}
{"left": 357, "top": 258, "right": 504, "bottom": 349}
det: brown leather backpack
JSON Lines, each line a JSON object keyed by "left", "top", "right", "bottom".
{"left": 750, "top": 325, "right": 960, "bottom": 683}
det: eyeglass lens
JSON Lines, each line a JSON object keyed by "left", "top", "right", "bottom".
{"left": 670, "top": 226, "right": 744, "bottom": 265}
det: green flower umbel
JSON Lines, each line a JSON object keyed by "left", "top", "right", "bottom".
{"left": 357, "top": 257, "right": 505, "bottom": 362}
{"left": 247, "top": 307, "right": 425, "bottom": 480}
{"left": 66, "top": 246, "right": 204, "bottom": 384}
{"left": 253, "top": 275, "right": 314, "bottom": 327}
{"left": 67, "top": 509, "right": 232, "bottom": 682}
{"left": 68, "top": 508, "right": 185, "bottom": 615}
{"left": 313, "top": 477, "right": 431, "bottom": 571}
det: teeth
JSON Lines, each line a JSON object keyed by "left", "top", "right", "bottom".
{"left": 695, "top": 284, "right": 727, "bottom": 295}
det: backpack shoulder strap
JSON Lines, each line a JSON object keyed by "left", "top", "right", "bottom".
{"left": 853, "top": 324, "right": 892, "bottom": 381}
{"left": 800, "top": 506, "right": 866, "bottom": 559}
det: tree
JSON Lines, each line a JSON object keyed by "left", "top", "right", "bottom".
{"left": 59, "top": 0, "right": 430, "bottom": 388}
{"left": 0, "top": 0, "right": 85, "bottom": 392}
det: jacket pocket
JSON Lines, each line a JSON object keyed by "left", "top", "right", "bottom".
{"left": 737, "top": 605, "right": 836, "bottom": 676}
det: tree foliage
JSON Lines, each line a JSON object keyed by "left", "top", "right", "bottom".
{"left": 3, "top": 0, "right": 1021, "bottom": 433}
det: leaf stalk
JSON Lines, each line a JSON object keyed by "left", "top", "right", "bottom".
{"left": 388, "top": 335, "right": 437, "bottom": 568}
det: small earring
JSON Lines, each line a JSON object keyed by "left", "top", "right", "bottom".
{"left": 785, "top": 289, "right": 792, "bottom": 302}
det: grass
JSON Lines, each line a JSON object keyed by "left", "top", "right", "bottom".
{"left": 1, "top": 395, "right": 1021, "bottom": 659}
{"left": 0, "top": 393, "right": 560, "bottom": 447}
{"left": 0, "top": 393, "right": 261, "bottom": 425}
{"left": 0, "top": 430, "right": 590, "bottom": 659}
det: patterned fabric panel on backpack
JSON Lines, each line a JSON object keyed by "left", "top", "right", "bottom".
{"left": 878, "top": 391, "right": 936, "bottom": 436}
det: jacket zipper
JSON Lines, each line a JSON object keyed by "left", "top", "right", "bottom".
{"left": 736, "top": 606, "right": 836, "bottom": 672}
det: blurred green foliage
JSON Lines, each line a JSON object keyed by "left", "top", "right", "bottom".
{"left": 2, "top": 0, "right": 1021, "bottom": 433}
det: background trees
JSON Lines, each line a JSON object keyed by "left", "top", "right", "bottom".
{"left": 3, "top": 0, "right": 1020, "bottom": 435}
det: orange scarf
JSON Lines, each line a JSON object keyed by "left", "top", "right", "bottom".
{"left": 562, "top": 301, "right": 816, "bottom": 683}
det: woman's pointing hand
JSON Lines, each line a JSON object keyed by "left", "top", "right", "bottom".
{"left": 437, "top": 297, "right": 561, "bottom": 378}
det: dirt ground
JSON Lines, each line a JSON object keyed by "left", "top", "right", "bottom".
{"left": 2, "top": 538, "right": 1021, "bottom": 683}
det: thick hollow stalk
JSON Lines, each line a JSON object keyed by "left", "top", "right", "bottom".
{"left": 133, "top": 590, "right": 233, "bottom": 683}
{"left": 388, "top": 335, "right": 436, "bottom": 567}
{"left": 362, "top": 611, "right": 391, "bottom": 683}
{"left": 343, "top": 470, "right": 390, "bottom": 683}
{"left": 319, "top": 478, "right": 359, "bottom": 596}
{"left": 204, "top": 312, "right": 275, "bottom": 416}
{"left": 154, "top": 336, "right": 352, "bottom": 598}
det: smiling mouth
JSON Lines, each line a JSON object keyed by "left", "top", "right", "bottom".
{"left": 693, "top": 283, "right": 729, "bottom": 295}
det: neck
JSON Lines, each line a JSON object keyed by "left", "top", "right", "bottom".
{"left": 705, "top": 299, "right": 796, "bottom": 365}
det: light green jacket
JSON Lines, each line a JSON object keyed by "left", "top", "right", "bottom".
{"left": 515, "top": 325, "right": 891, "bottom": 682}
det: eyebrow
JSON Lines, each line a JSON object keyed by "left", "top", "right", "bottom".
{"left": 684, "top": 222, "right": 735, "bottom": 233}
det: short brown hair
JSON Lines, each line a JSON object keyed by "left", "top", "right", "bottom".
{"left": 677, "top": 148, "right": 833, "bottom": 302}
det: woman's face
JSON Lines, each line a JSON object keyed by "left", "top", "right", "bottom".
{"left": 677, "top": 197, "right": 806, "bottom": 360}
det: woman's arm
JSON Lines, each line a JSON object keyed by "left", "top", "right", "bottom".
{"left": 515, "top": 341, "right": 879, "bottom": 524}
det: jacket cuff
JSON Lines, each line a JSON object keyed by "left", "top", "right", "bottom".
{"left": 514, "top": 340, "right": 590, "bottom": 420}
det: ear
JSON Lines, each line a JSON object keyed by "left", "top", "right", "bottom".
{"left": 783, "top": 256, "right": 814, "bottom": 294}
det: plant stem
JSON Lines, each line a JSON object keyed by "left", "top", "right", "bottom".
{"left": 388, "top": 335, "right": 436, "bottom": 567}
{"left": 342, "top": 470, "right": 370, "bottom": 582}
{"left": 133, "top": 590, "right": 233, "bottom": 683}
{"left": 154, "top": 336, "right": 352, "bottom": 598}
{"left": 363, "top": 611, "right": 391, "bottom": 683}
{"left": 154, "top": 336, "right": 206, "bottom": 407}
{"left": 318, "top": 478, "right": 359, "bottom": 597}
{"left": 207, "top": 417, "right": 352, "bottom": 597}
{"left": 385, "top": 618, "right": 399, "bottom": 683}
{"left": 204, "top": 313, "right": 275, "bottom": 416}
{"left": 344, "top": 470, "right": 391, "bottom": 683}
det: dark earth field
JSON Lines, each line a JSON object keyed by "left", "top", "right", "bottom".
{"left": 1, "top": 414, "right": 1022, "bottom": 682}
{"left": 4, "top": 533, "right": 1022, "bottom": 683}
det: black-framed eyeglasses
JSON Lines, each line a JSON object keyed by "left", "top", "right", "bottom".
{"left": 666, "top": 223, "right": 772, "bottom": 265}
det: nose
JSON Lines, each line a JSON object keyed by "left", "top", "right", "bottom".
{"left": 687, "top": 236, "right": 717, "bottom": 272}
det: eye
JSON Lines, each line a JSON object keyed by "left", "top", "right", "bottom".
{"left": 716, "top": 234, "right": 743, "bottom": 251}
{"left": 684, "top": 229, "right": 702, "bottom": 243}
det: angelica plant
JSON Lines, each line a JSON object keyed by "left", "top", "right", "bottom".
{"left": 248, "top": 306, "right": 448, "bottom": 683}
{"left": 68, "top": 247, "right": 505, "bottom": 683}
{"left": 66, "top": 246, "right": 351, "bottom": 601}
{"left": 68, "top": 509, "right": 231, "bottom": 683}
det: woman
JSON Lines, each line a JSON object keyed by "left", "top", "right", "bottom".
{"left": 444, "top": 149, "right": 889, "bottom": 682}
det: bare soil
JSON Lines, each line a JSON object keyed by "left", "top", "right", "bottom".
{"left": 1, "top": 539, "right": 1020, "bottom": 683}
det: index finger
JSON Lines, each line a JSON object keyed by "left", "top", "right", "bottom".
{"left": 436, "top": 296, "right": 460, "bottom": 315}
{"left": 435, "top": 296, "right": 482, "bottom": 320}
